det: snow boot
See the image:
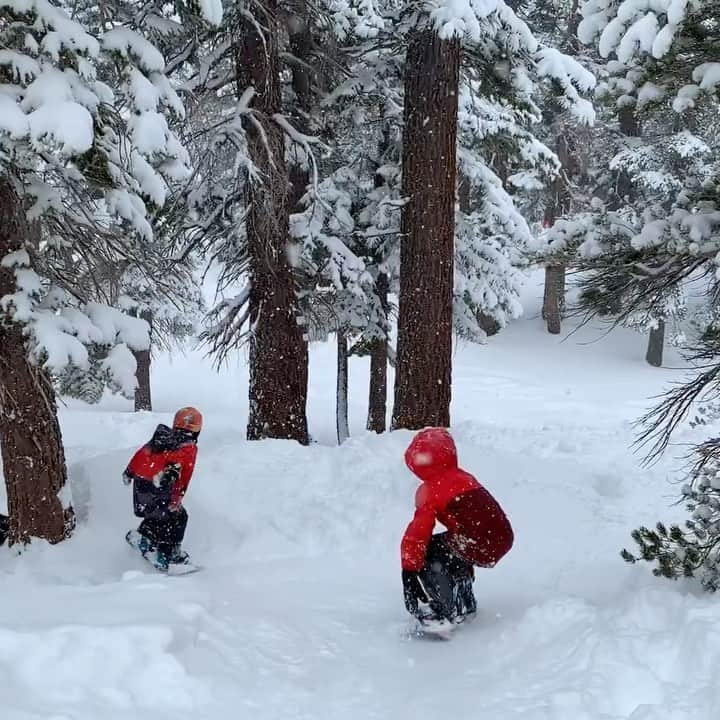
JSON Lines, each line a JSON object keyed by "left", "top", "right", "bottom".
{"left": 169, "top": 544, "right": 190, "bottom": 565}
{"left": 455, "top": 576, "right": 477, "bottom": 619}
{"left": 418, "top": 563, "right": 457, "bottom": 623}
{"left": 153, "top": 549, "right": 171, "bottom": 571}
{"left": 126, "top": 529, "right": 156, "bottom": 557}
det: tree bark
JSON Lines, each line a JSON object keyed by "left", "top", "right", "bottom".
{"left": 645, "top": 320, "right": 665, "bottom": 368}
{"left": 336, "top": 330, "right": 350, "bottom": 444}
{"left": 367, "top": 271, "right": 389, "bottom": 433}
{"left": 392, "top": 28, "right": 460, "bottom": 430}
{"left": 133, "top": 309, "right": 152, "bottom": 412}
{"left": 238, "top": 7, "right": 309, "bottom": 444}
{"left": 478, "top": 312, "right": 500, "bottom": 337}
{"left": 543, "top": 265, "right": 565, "bottom": 335}
{"left": 0, "top": 178, "right": 73, "bottom": 544}
{"left": 287, "top": 0, "right": 314, "bottom": 211}
{"left": 616, "top": 105, "right": 641, "bottom": 202}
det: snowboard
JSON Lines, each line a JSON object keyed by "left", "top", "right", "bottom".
{"left": 125, "top": 530, "right": 201, "bottom": 576}
{"left": 409, "top": 606, "right": 476, "bottom": 641}
{"left": 411, "top": 617, "right": 457, "bottom": 641}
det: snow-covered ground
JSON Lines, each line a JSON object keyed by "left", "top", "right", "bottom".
{"left": 2, "top": 275, "right": 719, "bottom": 720}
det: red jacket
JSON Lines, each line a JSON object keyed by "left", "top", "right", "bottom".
{"left": 401, "top": 428, "right": 513, "bottom": 572}
{"left": 126, "top": 424, "right": 197, "bottom": 509}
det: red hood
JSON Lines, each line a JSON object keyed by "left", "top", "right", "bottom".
{"left": 405, "top": 428, "right": 458, "bottom": 482}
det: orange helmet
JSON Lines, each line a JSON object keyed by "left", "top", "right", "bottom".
{"left": 173, "top": 406, "right": 202, "bottom": 434}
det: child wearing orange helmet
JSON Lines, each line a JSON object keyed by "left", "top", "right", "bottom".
{"left": 123, "top": 407, "right": 202, "bottom": 571}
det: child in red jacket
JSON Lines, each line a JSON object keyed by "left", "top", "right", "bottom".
{"left": 123, "top": 407, "right": 201, "bottom": 570}
{"left": 401, "top": 427, "right": 514, "bottom": 624}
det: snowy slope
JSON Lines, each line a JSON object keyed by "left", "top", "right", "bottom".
{"left": 2, "top": 275, "right": 719, "bottom": 720}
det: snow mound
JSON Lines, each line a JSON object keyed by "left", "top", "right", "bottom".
{"left": 0, "top": 626, "right": 206, "bottom": 715}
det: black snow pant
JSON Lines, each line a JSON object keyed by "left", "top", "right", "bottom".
{"left": 133, "top": 478, "right": 187, "bottom": 555}
{"left": 419, "top": 533, "right": 477, "bottom": 621}
{"left": 138, "top": 506, "right": 188, "bottom": 556}
{"left": 0, "top": 513, "right": 8, "bottom": 546}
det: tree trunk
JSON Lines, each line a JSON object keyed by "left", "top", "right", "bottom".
{"left": 336, "top": 330, "right": 350, "bottom": 444}
{"left": 542, "top": 128, "right": 574, "bottom": 332}
{"left": 566, "top": 0, "right": 581, "bottom": 53}
{"left": 392, "top": 27, "right": 460, "bottom": 430}
{"left": 367, "top": 272, "right": 389, "bottom": 433}
{"left": 133, "top": 309, "right": 152, "bottom": 412}
{"left": 616, "top": 105, "right": 641, "bottom": 202}
{"left": 645, "top": 320, "right": 665, "bottom": 368}
{"left": 543, "top": 265, "right": 565, "bottom": 335}
{"left": 287, "top": 1, "right": 314, "bottom": 211}
{"left": 478, "top": 312, "right": 500, "bottom": 337}
{"left": 238, "top": 7, "right": 309, "bottom": 444}
{"left": 0, "top": 178, "right": 73, "bottom": 544}
{"left": 541, "top": 1, "right": 583, "bottom": 335}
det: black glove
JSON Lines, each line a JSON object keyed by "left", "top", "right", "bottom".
{"left": 402, "top": 570, "right": 429, "bottom": 614}
{"left": 159, "top": 463, "right": 180, "bottom": 490}
{"left": 122, "top": 470, "right": 132, "bottom": 487}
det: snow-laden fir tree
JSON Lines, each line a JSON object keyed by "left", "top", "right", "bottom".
{"left": 0, "top": 0, "right": 217, "bottom": 543}
{"left": 390, "top": 0, "right": 595, "bottom": 429}
{"left": 572, "top": 1, "right": 720, "bottom": 589}
{"left": 56, "top": 345, "right": 109, "bottom": 405}
{"left": 523, "top": 0, "right": 596, "bottom": 335}
{"left": 183, "top": 1, "right": 399, "bottom": 441}
{"left": 572, "top": 0, "right": 720, "bottom": 366}
{"left": 179, "top": 0, "right": 388, "bottom": 444}
{"left": 291, "top": 18, "right": 403, "bottom": 435}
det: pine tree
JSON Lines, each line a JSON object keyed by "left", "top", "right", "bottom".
{"left": 534, "top": 1, "right": 719, "bottom": 370}
{"left": 0, "top": 0, "right": 215, "bottom": 543}
{"left": 0, "top": 180, "right": 70, "bottom": 543}
{"left": 622, "top": 447, "right": 720, "bottom": 592}
{"left": 57, "top": 346, "right": 108, "bottom": 405}
{"left": 392, "top": 22, "right": 460, "bottom": 430}
{"left": 192, "top": 2, "right": 380, "bottom": 444}
{"left": 390, "top": 1, "right": 594, "bottom": 429}
{"left": 569, "top": 1, "right": 720, "bottom": 589}
{"left": 308, "top": 18, "right": 402, "bottom": 434}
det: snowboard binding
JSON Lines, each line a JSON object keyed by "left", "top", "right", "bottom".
{"left": 412, "top": 563, "right": 477, "bottom": 638}
{"left": 125, "top": 530, "right": 198, "bottom": 575}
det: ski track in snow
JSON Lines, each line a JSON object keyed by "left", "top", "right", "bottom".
{"left": 2, "top": 278, "right": 720, "bottom": 720}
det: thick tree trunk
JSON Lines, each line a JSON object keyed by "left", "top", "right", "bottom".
{"left": 367, "top": 272, "right": 389, "bottom": 433}
{"left": 336, "top": 330, "right": 350, "bottom": 444}
{"left": 392, "top": 28, "right": 460, "bottom": 430}
{"left": 645, "top": 320, "right": 665, "bottom": 368}
{"left": 133, "top": 309, "right": 152, "bottom": 412}
{"left": 238, "top": 8, "right": 309, "bottom": 444}
{"left": 0, "top": 179, "right": 73, "bottom": 544}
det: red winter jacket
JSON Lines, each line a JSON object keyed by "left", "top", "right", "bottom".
{"left": 401, "top": 428, "right": 514, "bottom": 572}
{"left": 125, "top": 424, "right": 197, "bottom": 509}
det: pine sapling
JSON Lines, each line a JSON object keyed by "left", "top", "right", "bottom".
{"left": 622, "top": 456, "right": 720, "bottom": 592}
